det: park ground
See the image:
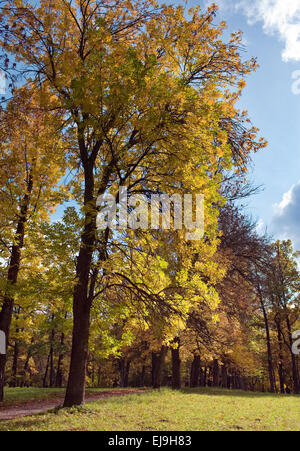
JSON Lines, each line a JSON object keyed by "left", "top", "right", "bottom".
{"left": 0, "top": 387, "right": 299, "bottom": 431}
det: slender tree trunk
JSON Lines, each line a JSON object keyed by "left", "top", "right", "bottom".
{"left": 119, "top": 358, "right": 125, "bottom": 387}
{"left": 21, "top": 342, "right": 33, "bottom": 387}
{"left": 212, "top": 359, "right": 219, "bottom": 387}
{"left": 203, "top": 366, "right": 207, "bottom": 387}
{"left": 43, "top": 352, "right": 50, "bottom": 388}
{"left": 221, "top": 365, "right": 228, "bottom": 388}
{"left": 190, "top": 355, "right": 200, "bottom": 388}
{"left": 55, "top": 331, "right": 65, "bottom": 388}
{"left": 0, "top": 176, "right": 32, "bottom": 401}
{"left": 97, "top": 365, "right": 101, "bottom": 387}
{"left": 10, "top": 340, "right": 19, "bottom": 388}
{"left": 91, "top": 359, "right": 95, "bottom": 385}
{"left": 171, "top": 338, "right": 181, "bottom": 389}
{"left": 259, "top": 293, "right": 275, "bottom": 393}
{"left": 140, "top": 365, "right": 146, "bottom": 387}
{"left": 275, "top": 319, "right": 285, "bottom": 393}
{"left": 124, "top": 360, "right": 130, "bottom": 388}
{"left": 49, "top": 325, "right": 55, "bottom": 388}
{"left": 49, "top": 344, "right": 54, "bottom": 388}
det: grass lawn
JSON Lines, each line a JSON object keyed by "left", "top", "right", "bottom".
{"left": 0, "top": 387, "right": 299, "bottom": 431}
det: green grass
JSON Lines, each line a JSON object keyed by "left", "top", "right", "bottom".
{"left": 0, "top": 387, "right": 299, "bottom": 431}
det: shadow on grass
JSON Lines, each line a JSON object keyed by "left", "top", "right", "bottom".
{"left": 177, "top": 386, "right": 299, "bottom": 398}
{"left": 0, "top": 414, "right": 61, "bottom": 431}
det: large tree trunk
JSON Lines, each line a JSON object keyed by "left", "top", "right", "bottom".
{"left": 63, "top": 299, "right": 91, "bottom": 406}
{"left": 63, "top": 161, "right": 96, "bottom": 407}
{"left": 171, "top": 338, "right": 181, "bottom": 389}
{"left": 0, "top": 176, "right": 32, "bottom": 401}
{"left": 152, "top": 346, "right": 167, "bottom": 389}
{"left": 63, "top": 158, "right": 111, "bottom": 407}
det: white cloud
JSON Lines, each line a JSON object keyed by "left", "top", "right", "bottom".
{"left": 207, "top": 0, "right": 300, "bottom": 62}
{"left": 237, "top": 0, "right": 300, "bottom": 62}
{"left": 256, "top": 219, "right": 265, "bottom": 234}
{"left": 271, "top": 181, "right": 300, "bottom": 249}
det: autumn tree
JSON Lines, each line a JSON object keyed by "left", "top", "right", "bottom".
{"left": 0, "top": 88, "right": 66, "bottom": 400}
{"left": 1, "top": 0, "right": 266, "bottom": 405}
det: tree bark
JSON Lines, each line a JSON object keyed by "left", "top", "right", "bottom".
{"left": 63, "top": 160, "right": 96, "bottom": 407}
{"left": 64, "top": 157, "right": 111, "bottom": 407}
{"left": 63, "top": 299, "right": 91, "bottom": 406}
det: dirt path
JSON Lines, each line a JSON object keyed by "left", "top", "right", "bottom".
{"left": 0, "top": 388, "right": 146, "bottom": 421}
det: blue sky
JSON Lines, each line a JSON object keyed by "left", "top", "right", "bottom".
{"left": 54, "top": 0, "right": 300, "bottom": 249}
{"left": 4, "top": 0, "right": 299, "bottom": 249}
{"left": 189, "top": 0, "right": 300, "bottom": 249}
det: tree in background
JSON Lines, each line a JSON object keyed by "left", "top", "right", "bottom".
{"left": 0, "top": 88, "right": 66, "bottom": 400}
